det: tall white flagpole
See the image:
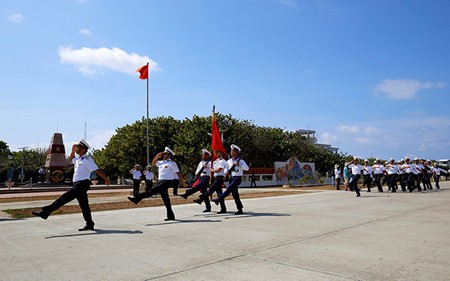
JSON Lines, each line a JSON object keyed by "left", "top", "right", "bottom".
{"left": 146, "top": 62, "right": 150, "bottom": 166}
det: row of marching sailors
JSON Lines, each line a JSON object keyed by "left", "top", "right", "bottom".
{"left": 343, "top": 157, "right": 447, "bottom": 197}
{"left": 127, "top": 145, "right": 249, "bottom": 220}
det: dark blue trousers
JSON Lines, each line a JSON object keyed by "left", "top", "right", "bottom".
{"left": 136, "top": 180, "right": 175, "bottom": 219}
{"left": 184, "top": 176, "right": 211, "bottom": 210}
{"left": 217, "top": 176, "right": 243, "bottom": 210}
{"left": 43, "top": 179, "right": 94, "bottom": 227}
{"left": 202, "top": 176, "right": 226, "bottom": 211}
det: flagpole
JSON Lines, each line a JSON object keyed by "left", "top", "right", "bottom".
{"left": 146, "top": 62, "right": 150, "bottom": 166}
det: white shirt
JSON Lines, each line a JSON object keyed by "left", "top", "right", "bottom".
{"left": 386, "top": 164, "right": 399, "bottom": 175}
{"left": 156, "top": 159, "right": 180, "bottom": 180}
{"left": 72, "top": 155, "right": 99, "bottom": 182}
{"left": 144, "top": 170, "right": 153, "bottom": 180}
{"left": 334, "top": 168, "right": 341, "bottom": 179}
{"left": 362, "top": 165, "right": 372, "bottom": 176}
{"left": 417, "top": 163, "right": 425, "bottom": 173}
{"left": 225, "top": 158, "right": 249, "bottom": 177}
{"left": 402, "top": 163, "right": 413, "bottom": 173}
{"left": 213, "top": 157, "right": 227, "bottom": 177}
{"left": 131, "top": 170, "right": 142, "bottom": 180}
{"left": 411, "top": 163, "right": 422, "bottom": 175}
{"left": 349, "top": 164, "right": 363, "bottom": 175}
{"left": 195, "top": 160, "right": 211, "bottom": 177}
{"left": 373, "top": 164, "right": 385, "bottom": 174}
{"left": 432, "top": 167, "right": 445, "bottom": 176}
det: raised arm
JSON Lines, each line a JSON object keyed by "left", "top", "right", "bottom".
{"left": 95, "top": 169, "right": 110, "bottom": 186}
{"left": 152, "top": 152, "right": 163, "bottom": 166}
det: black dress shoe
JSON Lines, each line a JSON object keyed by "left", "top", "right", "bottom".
{"left": 164, "top": 217, "right": 176, "bottom": 221}
{"left": 32, "top": 211, "right": 49, "bottom": 220}
{"left": 202, "top": 209, "right": 211, "bottom": 213}
{"left": 127, "top": 196, "right": 140, "bottom": 205}
{"left": 217, "top": 210, "right": 227, "bottom": 214}
{"left": 78, "top": 225, "right": 95, "bottom": 231}
{"left": 179, "top": 194, "right": 188, "bottom": 199}
{"left": 193, "top": 198, "right": 202, "bottom": 205}
{"left": 234, "top": 209, "right": 243, "bottom": 215}
{"left": 212, "top": 199, "right": 219, "bottom": 205}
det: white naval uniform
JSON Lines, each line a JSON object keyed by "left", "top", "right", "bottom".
{"left": 195, "top": 160, "right": 212, "bottom": 177}
{"left": 213, "top": 158, "right": 227, "bottom": 177}
{"left": 72, "top": 155, "right": 98, "bottom": 182}
{"left": 156, "top": 159, "right": 180, "bottom": 180}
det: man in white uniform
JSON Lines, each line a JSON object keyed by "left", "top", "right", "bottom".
{"left": 32, "top": 139, "right": 110, "bottom": 231}
{"left": 144, "top": 165, "right": 153, "bottom": 192}
{"left": 372, "top": 159, "right": 385, "bottom": 192}
{"left": 362, "top": 159, "right": 373, "bottom": 192}
{"left": 130, "top": 164, "right": 142, "bottom": 197}
{"left": 180, "top": 149, "right": 212, "bottom": 212}
{"left": 212, "top": 145, "right": 249, "bottom": 215}
{"left": 128, "top": 147, "right": 187, "bottom": 221}
{"left": 348, "top": 157, "right": 362, "bottom": 197}
{"left": 195, "top": 150, "right": 228, "bottom": 213}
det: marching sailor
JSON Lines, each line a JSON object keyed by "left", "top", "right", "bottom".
{"left": 180, "top": 149, "right": 212, "bottom": 213}
{"left": 128, "top": 147, "right": 187, "bottom": 221}
{"left": 213, "top": 144, "right": 249, "bottom": 215}
{"left": 32, "top": 139, "right": 110, "bottom": 231}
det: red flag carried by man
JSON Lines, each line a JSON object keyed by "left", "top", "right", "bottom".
{"left": 136, "top": 64, "right": 148, "bottom": 80}
{"left": 211, "top": 107, "right": 226, "bottom": 160}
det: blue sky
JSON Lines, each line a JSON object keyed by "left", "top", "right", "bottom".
{"left": 1, "top": 0, "right": 449, "bottom": 161}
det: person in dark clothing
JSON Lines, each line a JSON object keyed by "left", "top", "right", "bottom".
{"left": 32, "top": 139, "right": 110, "bottom": 231}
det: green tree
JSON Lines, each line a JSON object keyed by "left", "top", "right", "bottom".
{"left": 93, "top": 114, "right": 349, "bottom": 179}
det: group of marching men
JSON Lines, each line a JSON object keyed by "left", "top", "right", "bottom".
{"left": 334, "top": 157, "right": 448, "bottom": 197}
{"left": 32, "top": 139, "right": 249, "bottom": 231}
{"left": 127, "top": 144, "right": 250, "bottom": 220}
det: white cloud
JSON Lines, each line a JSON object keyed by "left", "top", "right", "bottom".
{"left": 336, "top": 124, "right": 360, "bottom": 134}
{"left": 363, "top": 126, "right": 379, "bottom": 135}
{"left": 66, "top": 129, "right": 115, "bottom": 151}
{"left": 8, "top": 13, "right": 24, "bottom": 23}
{"left": 58, "top": 46, "right": 159, "bottom": 76}
{"left": 318, "top": 132, "right": 338, "bottom": 144}
{"left": 79, "top": 28, "right": 93, "bottom": 37}
{"left": 87, "top": 129, "right": 116, "bottom": 150}
{"left": 373, "top": 79, "right": 446, "bottom": 100}
{"left": 325, "top": 115, "right": 450, "bottom": 160}
{"left": 279, "top": 0, "right": 298, "bottom": 8}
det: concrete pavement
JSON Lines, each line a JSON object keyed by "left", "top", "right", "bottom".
{"left": 1, "top": 182, "right": 450, "bottom": 281}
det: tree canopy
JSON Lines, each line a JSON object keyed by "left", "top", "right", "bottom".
{"left": 93, "top": 114, "right": 348, "bottom": 178}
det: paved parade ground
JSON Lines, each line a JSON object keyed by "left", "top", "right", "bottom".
{"left": 1, "top": 182, "right": 450, "bottom": 281}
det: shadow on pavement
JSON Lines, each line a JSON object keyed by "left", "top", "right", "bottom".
{"left": 0, "top": 218, "right": 25, "bottom": 222}
{"left": 223, "top": 212, "right": 291, "bottom": 220}
{"left": 146, "top": 219, "right": 222, "bottom": 227}
{"left": 45, "top": 229, "right": 143, "bottom": 239}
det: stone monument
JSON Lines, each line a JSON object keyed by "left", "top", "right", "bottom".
{"left": 45, "top": 133, "right": 68, "bottom": 183}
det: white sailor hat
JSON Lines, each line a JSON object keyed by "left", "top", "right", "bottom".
{"left": 400, "top": 159, "right": 404, "bottom": 162}
{"left": 162, "top": 147, "right": 175, "bottom": 155}
{"left": 375, "top": 158, "right": 380, "bottom": 162}
{"left": 230, "top": 144, "right": 241, "bottom": 152}
{"left": 344, "top": 162, "right": 349, "bottom": 166}
{"left": 201, "top": 149, "right": 211, "bottom": 156}
{"left": 390, "top": 158, "right": 395, "bottom": 161}
{"left": 434, "top": 163, "right": 438, "bottom": 166}
{"left": 75, "top": 139, "right": 91, "bottom": 149}
{"left": 405, "top": 156, "right": 410, "bottom": 160}
{"left": 134, "top": 164, "right": 140, "bottom": 168}
{"left": 364, "top": 159, "right": 369, "bottom": 162}
{"left": 334, "top": 164, "right": 339, "bottom": 168}
{"left": 414, "top": 157, "right": 419, "bottom": 161}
